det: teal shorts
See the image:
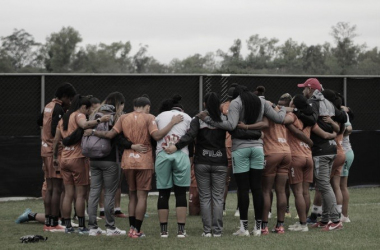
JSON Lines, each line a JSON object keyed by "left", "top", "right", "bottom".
{"left": 341, "top": 149, "right": 354, "bottom": 177}
{"left": 155, "top": 150, "right": 191, "bottom": 189}
{"left": 232, "top": 147, "right": 264, "bottom": 174}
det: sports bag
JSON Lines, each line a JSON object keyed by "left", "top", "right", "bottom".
{"left": 81, "top": 112, "right": 113, "bottom": 158}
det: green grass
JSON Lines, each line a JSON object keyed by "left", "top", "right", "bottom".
{"left": 1, "top": 188, "right": 379, "bottom": 249}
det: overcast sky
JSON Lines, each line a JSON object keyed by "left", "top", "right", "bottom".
{"left": 1, "top": 0, "right": 379, "bottom": 63}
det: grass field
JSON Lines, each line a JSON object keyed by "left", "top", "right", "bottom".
{"left": 1, "top": 187, "right": 379, "bottom": 249}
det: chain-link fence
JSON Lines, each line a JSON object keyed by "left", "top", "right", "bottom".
{"left": 1, "top": 74, "right": 379, "bottom": 136}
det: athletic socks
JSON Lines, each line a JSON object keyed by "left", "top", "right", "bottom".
{"left": 255, "top": 220, "right": 262, "bottom": 230}
{"left": 240, "top": 220, "right": 248, "bottom": 231}
{"left": 286, "top": 206, "right": 290, "bottom": 213}
{"left": 223, "top": 203, "right": 226, "bottom": 211}
{"left": 78, "top": 216, "right": 85, "bottom": 228}
{"left": 51, "top": 216, "right": 59, "bottom": 227}
{"left": 276, "top": 221, "right": 284, "bottom": 228}
{"left": 45, "top": 215, "right": 50, "bottom": 226}
{"left": 64, "top": 218, "right": 72, "bottom": 228}
{"left": 135, "top": 219, "right": 143, "bottom": 233}
{"left": 160, "top": 222, "right": 168, "bottom": 232}
{"left": 262, "top": 221, "right": 268, "bottom": 229}
{"left": 178, "top": 223, "right": 185, "bottom": 233}
{"left": 115, "top": 207, "right": 121, "bottom": 212}
{"left": 129, "top": 216, "right": 136, "bottom": 228}
{"left": 311, "top": 205, "right": 322, "bottom": 217}
{"left": 28, "top": 212, "right": 37, "bottom": 221}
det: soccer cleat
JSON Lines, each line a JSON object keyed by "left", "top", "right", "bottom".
{"left": 50, "top": 225, "right": 66, "bottom": 232}
{"left": 106, "top": 227, "right": 127, "bottom": 236}
{"left": 78, "top": 227, "right": 90, "bottom": 234}
{"left": 177, "top": 230, "right": 187, "bottom": 238}
{"left": 201, "top": 232, "right": 212, "bottom": 237}
{"left": 252, "top": 228, "right": 261, "bottom": 236}
{"left": 15, "top": 208, "right": 31, "bottom": 224}
{"left": 160, "top": 231, "right": 169, "bottom": 238}
{"left": 234, "top": 209, "right": 240, "bottom": 217}
{"left": 223, "top": 210, "right": 227, "bottom": 216}
{"left": 232, "top": 229, "right": 250, "bottom": 237}
{"left": 288, "top": 223, "right": 308, "bottom": 232}
{"left": 131, "top": 230, "right": 146, "bottom": 238}
{"left": 306, "top": 217, "right": 317, "bottom": 224}
{"left": 128, "top": 226, "right": 135, "bottom": 237}
{"left": 213, "top": 234, "right": 222, "bottom": 237}
{"left": 71, "top": 220, "right": 79, "bottom": 228}
{"left": 43, "top": 225, "right": 52, "bottom": 232}
{"left": 321, "top": 221, "right": 343, "bottom": 231}
{"left": 261, "top": 227, "right": 269, "bottom": 235}
{"left": 285, "top": 212, "right": 292, "bottom": 218}
{"left": 65, "top": 227, "right": 76, "bottom": 234}
{"left": 89, "top": 227, "right": 106, "bottom": 236}
{"left": 340, "top": 215, "right": 351, "bottom": 223}
{"left": 294, "top": 214, "right": 299, "bottom": 219}
{"left": 272, "top": 226, "right": 285, "bottom": 234}
{"left": 114, "top": 210, "right": 127, "bottom": 218}
{"left": 311, "top": 221, "right": 328, "bottom": 228}
{"left": 268, "top": 212, "right": 272, "bottom": 219}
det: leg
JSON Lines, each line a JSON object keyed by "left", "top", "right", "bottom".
{"left": 195, "top": 164, "right": 212, "bottom": 234}
{"left": 234, "top": 172, "right": 250, "bottom": 232}
{"left": 44, "top": 178, "right": 53, "bottom": 225}
{"left": 210, "top": 165, "right": 227, "bottom": 235}
{"left": 261, "top": 175, "right": 275, "bottom": 222}
{"left": 75, "top": 185, "right": 88, "bottom": 227}
{"left": 291, "top": 183, "right": 307, "bottom": 223}
{"left": 51, "top": 178, "right": 63, "bottom": 226}
{"left": 174, "top": 185, "right": 188, "bottom": 234}
{"left": 275, "top": 174, "right": 288, "bottom": 222}
{"left": 303, "top": 182, "right": 311, "bottom": 216}
{"left": 103, "top": 163, "right": 120, "bottom": 229}
{"left": 62, "top": 184, "right": 75, "bottom": 224}
{"left": 331, "top": 176, "right": 343, "bottom": 214}
{"left": 340, "top": 177, "right": 349, "bottom": 217}
{"left": 135, "top": 190, "right": 148, "bottom": 232}
{"left": 87, "top": 162, "right": 103, "bottom": 229}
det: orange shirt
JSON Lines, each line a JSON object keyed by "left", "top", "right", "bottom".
{"left": 220, "top": 101, "right": 232, "bottom": 148}
{"left": 113, "top": 111, "right": 158, "bottom": 170}
{"left": 41, "top": 99, "right": 62, "bottom": 157}
{"left": 286, "top": 113, "right": 312, "bottom": 157}
{"left": 263, "top": 117, "right": 291, "bottom": 155}
{"left": 59, "top": 111, "right": 87, "bottom": 159}
{"left": 335, "top": 133, "right": 344, "bottom": 155}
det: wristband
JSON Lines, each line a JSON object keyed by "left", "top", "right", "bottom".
{"left": 91, "top": 129, "right": 96, "bottom": 136}
{"left": 96, "top": 118, "right": 101, "bottom": 124}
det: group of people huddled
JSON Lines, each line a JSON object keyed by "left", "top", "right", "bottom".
{"left": 15, "top": 77, "right": 354, "bottom": 238}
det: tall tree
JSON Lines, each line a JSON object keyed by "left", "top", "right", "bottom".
{"left": 246, "top": 34, "right": 279, "bottom": 70}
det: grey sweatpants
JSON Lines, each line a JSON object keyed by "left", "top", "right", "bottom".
{"left": 313, "top": 155, "right": 339, "bottom": 223}
{"left": 88, "top": 161, "right": 121, "bottom": 230}
{"left": 194, "top": 164, "right": 227, "bottom": 235}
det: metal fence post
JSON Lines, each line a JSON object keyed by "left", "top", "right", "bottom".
{"left": 343, "top": 77, "right": 347, "bottom": 106}
{"left": 41, "top": 75, "right": 45, "bottom": 111}
{"left": 199, "top": 75, "right": 203, "bottom": 112}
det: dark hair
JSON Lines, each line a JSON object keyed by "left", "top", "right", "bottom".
{"left": 322, "top": 89, "right": 341, "bottom": 109}
{"left": 134, "top": 96, "right": 151, "bottom": 108}
{"left": 62, "top": 94, "right": 91, "bottom": 131}
{"left": 227, "top": 83, "right": 238, "bottom": 99}
{"left": 292, "top": 94, "right": 313, "bottom": 115}
{"left": 104, "top": 92, "right": 125, "bottom": 107}
{"left": 279, "top": 93, "right": 292, "bottom": 106}
{"left": 254, "top": 86, "right": 265, "bottom": 96}
{"left": 204, "top": 92, "right": 222, "bottom": 122}
{"left": 158, "top": 94, "right": 183, "bottom": 113}
{"left": 233, "top": 85, "right": 261, "bottom": 124}
{"left": 90, "top": 97, "right": 101, "bottom": 105}
{"left": 55, "top": 82, "right": 77, "bottom": 99}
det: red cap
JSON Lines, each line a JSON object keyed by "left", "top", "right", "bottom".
{"left": 297, "top": 78, "right": 322, "bottom": 91}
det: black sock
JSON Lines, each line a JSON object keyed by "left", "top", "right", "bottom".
{"left": 64, "top": 218, "right": 72, "bottom": 228}
{"left": 78, "top": 216, "right": 85, "bottom": 228}
{"left": 129, "top": 216, "right": 136, "bottom": 228}
{"left": 242, "top": 220, "right": 248, "bottom": 230}
{"left": 262, "top": 221, "right": 268, "bottom": 229}
{"left": 300, "top": 221, "right": 307, "bottom": 225}
{"left": 255, "top": 220, "right": 262, "bottom": 230}
{"left": 61, "top": 218, "right": 65, "bottom": 225}
{"left": 28, "top": 212, "right": 37, "bottom": 221}
{"left": 178, "top": 223, "right": 185, "bottom": 232}
{"left": 160, "top": 222, "right": 168, "bottom": 232}
{"left": 309, "top": 213, "right": 318, "bottom": 220}
{"left": 223, "top": 203, "right": 226, "bottom": 210}
{"left": 135, "top": 219, "right": 143, "bottom": 233}
{"left": 51, "top": 216, "right": 59, "bottom": 227}
{"left": 276, "top": 221, "right": 284, "bottom": 227}
{"left": 45, "top": 215, "right": 50, "bottom": 226}
{"left": 286, "top": 206, "right": 290, "bottom": 213}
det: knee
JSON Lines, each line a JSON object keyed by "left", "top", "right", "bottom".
{"left": 157, "top": 189, "right": 171, "bottom": 210}
{"left": 174, "top": 186, "right": 187, "bottom": 208}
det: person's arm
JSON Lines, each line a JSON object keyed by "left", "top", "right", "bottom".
{"left": 199, "top": 100, "right": 241, "bottom": 131}
{"left": 52, "top": 128, "right": 62, "bottom": 169}
{"left": 333, "top": 107, "right": 348, "bottom": 124}
{"left": 77, "top": 114, "right": 111, "bottom": 129}
{"left": 237, "top": 117, "right": 269, "bottom": 130}
{"left": 286, "top": 124, "right": 313, "bottom": 147}
{"left": 312, "top": 124, "right": 337, "bottom": 139}
{"left": 51, "top": 104, "right": 64, "bottom": 137}
{"left": 263, "top": 101, "right": 286, "bottom": 124}
{"left": 151, "top": 114, "right": 183, "bottom": 141}
{"left": 229, "top": 129, "right": 262, "bottom": 140}
{"left": 283, "top": 114, "right": 295, "bottom": 125}
{"left": 323, "top": 116, "right": 340, "bottom": 133}
{"left": 165, "top": 117, "right": 200, "bottom": 154}
{"left": 344, "top": 125, "right": 352, "bottom": 136}
{"left": 294, "top": 100, "right": 318, "bottom": 127}
{"left": 84, "top": 128, "right": 119, "bottom": 139}
{"left": 115, "top": 134, "right": 148, "bottom": 153}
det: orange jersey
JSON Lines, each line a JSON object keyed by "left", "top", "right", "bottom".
{"left": 263, "top": 118, "right": 290, "bottom": 155}
{"left": 335, "top": 133, "right": 344, "bottom": 155}
{"left": 286, "top": 113, "right": 312, "bottom": 157}
{"left": 58, "top": 111, "right": 87, "bottom": 159}
{"left": 41, "top": 99, "right": 62, "bottom": 157}
{"left": 220, "top": 101, "right": 232, "bottom": 148}
{"left": 113, "top": 111, "right": 158, "bottom": 170}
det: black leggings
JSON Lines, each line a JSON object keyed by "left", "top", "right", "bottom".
{"left": 157, "top": 185, "right": 187, "bottom": 210}
{"left": 234, "top": 169, "right": 263, "bottom": 221}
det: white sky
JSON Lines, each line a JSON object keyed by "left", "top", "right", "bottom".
{"left": 1, "top": 0, "right": 379, "bottom": 63}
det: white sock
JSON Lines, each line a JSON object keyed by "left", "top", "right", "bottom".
{"left": 115, "top": 207, "right": 121, "bottom": 211}
{"left": 312, "top": 205, "right": 322, "bottom": 215}
{"left": 99, "top": 208, "right": 104, "bottom": 212}
{"left": 240, "top": 220, "right": 248, "bottom": 231}
{"left": 336, "top": 205, "right": 342, "bottom": 214}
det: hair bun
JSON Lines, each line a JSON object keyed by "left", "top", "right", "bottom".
{"left": 172, "top": 94, "right": 182, "bottom": 103}
{"left": 141, "top": 94, "right": 150, "bottom": 99}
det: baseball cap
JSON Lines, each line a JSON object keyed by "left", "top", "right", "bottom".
{"left": 297, "top": 78, "right": 322, "bottom": 91}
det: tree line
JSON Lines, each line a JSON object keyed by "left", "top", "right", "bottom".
{"left": 1, "top": 22, "right": 379, "bottom": 75}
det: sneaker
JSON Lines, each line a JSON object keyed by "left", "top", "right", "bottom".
{"left": 294, "top": 214, "right": 299, "bottom": 219}
{"left": 268, "top": 212, "right": 272, "bottom": 219}
{"left": 223, "top": 210, "right": 227, "bottom": 216}
{"left": 15, "top": 208, "right": 31, "bottom": 224}
{"left": 232, "top": 229, "right": 250, "bottom": 237}
{"left": 311, "top": 221, "right": 328, "bottom": 228}
{"left": 131, "top": 230, "right": 146, "bottom": 238}
{"left": 160, "top": 231, "right": 169, "bottom": 238}
{"left": 340, "top": 215, "right": 351, "bottom": 223}
{"left": 114, "top": 210, "right": 127, "bottom": 218}
{"left": 65, "top": 227, "right": 75, "bottom": 234}
{"left": 272, "top": 226, "right": 285, "bottom": 234}
{"left": 144, "top": 213, "right": 149, "bottom": 218}
{"left": 261, "top": 227, "right": 269, "bottom": 235}
{"left": 201, "top": 232, "right": 212, "bottom": 237}
{"left": 252, "top": 228, "right": 261, "bottom": 236}
{"left": 43, "top": 225, "right": 52, "bottom": 232}
{"left": 306, "top": 217, "right": 317, "bottom": 224}
{"left": 321, "top": 221, "right": 343, "bottom": 231}
{"left": 213, "top": 234, "right": 222, "bottom": 237}
{"left": 99, "top": 211, "right": 105, "bottom": 219}
{"left": 78, "top": 227, "right": 90, "bottom": 235}
{"left": 89, "top": 227, "right": 106, "bottom": 236}
{"left": 177, "top": 230, "right": 187, "bottom": 238}
{"left": 288, "top": 223, "right": 308, "bottom": 232}
{"left": 128, "top": 226, "right": 135, "bottom": 237}
{"left": 106, "top": 227, "right": 127, "bottom": 236}
{"left": 71, "top": 220, "right": 79, "bottom": 228}
{"left": 50, "top": 225, "right": 66, "bottom": 232}
{"left": 234, "top": 209, "right": 240, "bottom": 217}
{"left": 285, "top": 212, "right": 292, "bottom": 218}
{"left": 288, "top": 222, "right": 300, "bottom": 229}
{"left": 72, "top": 215, "right": 78, "bottom": 221}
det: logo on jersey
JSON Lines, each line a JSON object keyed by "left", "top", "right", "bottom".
{"left": 129, "top": 153, "right": 141, "bottom": 158}
{"left": 278, "top": 138, "right": 287, "bottom": 143}
{"left": 44, "top": 107, "right": 52, "bottom": 113}
{"left": 300, "top": 142, "right": 310, "bottom": 148}
{"left": 202, "top": 149, "right": 223, "bottom": 157}
{"left": 64, "top": 146, "right": 75, "bottom": 151}
{"left": 291, "top": 167, "right": 295, "bottom": 178}
{"left": 41, "top": 141, "right": 48, "bottom": 147}
{"left": 329, "top": 140, "right": 337, "bottom": 146}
